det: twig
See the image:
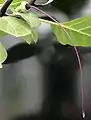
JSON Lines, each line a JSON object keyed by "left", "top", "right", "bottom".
{"left": 0, "top": 0, "right": 13, "bottom": 17}
{"left": 26, "top": 4, "right": 85, "bottom": 119}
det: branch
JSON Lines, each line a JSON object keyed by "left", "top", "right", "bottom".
{"left": 0, "top": 0, "right": 13, "bottom": 17}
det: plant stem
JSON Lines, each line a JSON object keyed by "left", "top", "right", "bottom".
{"left": 0, "top": 0, "right": 13, "bottom": 17}
{"left": 29, "top": 5, "right": 85, "bottom": 119}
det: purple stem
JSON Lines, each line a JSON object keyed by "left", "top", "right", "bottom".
{"left": 30, "top": 5, "right": 85, "bottom": 119}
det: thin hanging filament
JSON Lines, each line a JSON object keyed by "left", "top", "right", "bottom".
{"left": 29, "top": 5, "right": 85, "bottom": 118}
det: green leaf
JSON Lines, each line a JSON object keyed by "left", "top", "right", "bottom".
{"left": 40, "top": 16, "right": 91, "bottom": 46}
{"left": 0, "top": 2, "right": 21, "bottom": 9}
{"left": 21, "top": 29, "right": 38, "bottom": 44}
{"left": 0, "top": 42, "right": 7, "bottom": 66}
{"left": 0, "top": 30, "right": 7, "bottom": 38}
{"left": 50, "top": 16, "right": 91, "bottom": 46}
{"left": 14, "top": 1, "right": 29, "bottom": 13}
{"left": 0, "top": 16, "right": 33, "bottom": 37}
{"left": 0, "top": 0, "right": 25, "bottom": 4}
{"left": 9, "top": 2, "right": 22, "bottom": 11}
{"left": 31, "top": 29, "right": 38, "bottom": 43}
{"left": 0, "top": 1, "right": 27, "bottom": 12}
{"left": 21, "top": 34, "right": 32, "bottom": 44}
{"left": 13, "top": 12, "right": 41, "bottom": 28}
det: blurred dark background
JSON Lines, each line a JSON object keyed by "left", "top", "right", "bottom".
{"left": 0, "top": 0, "right": 91, "bottom": 120}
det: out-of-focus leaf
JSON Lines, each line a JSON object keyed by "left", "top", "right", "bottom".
{"left": 0, "top": 42, "right": 7, "bottom": 67}
{"left": 0, "top": 0, "right": 25, "bottom": 4}
{"left": 0, "top": 30, "right": 7, "bottom": 38}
